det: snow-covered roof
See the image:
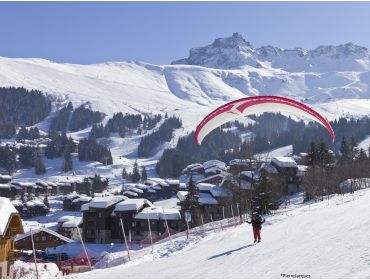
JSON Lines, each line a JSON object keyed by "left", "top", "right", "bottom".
{"left": 165, "top": 179, "right": 180, "bottom": 185}
{"left": 25, "top": 200, "right": 46, "bottom": 208}
{"left": 64, "top": 192, "right": 80, "bottom": 200}
{"left": 209, "top": 185, "right": 230, "bottom": 198}
{"left": 0, "top": 197, "right": 19, "bottom": 236}
{"left": 196, "top": 173, "right": 226, "bottom": 184}
{"left": 123, "top": 191, "right": 139, "bottom": 197}
{"left": 16, "top": 228, "right": 73, "bottom": 243}
{"left": 88, "top": 196, "right": 125, "bottom": 209}
{"left": 203, "top": 160, "right": 226, "bottom": 170}
{"left": 36, "top": 180, "right": 48, "bottom": 187}
{"left": 11, "top": 200, "right": 23, "bottom": 207}
{"left": 47, "top": 182, "right": 57, "bottom": 187}
{"left": 12, "top": 182, "right": 34, "bottom": 187}
{"left": 177, "top": 191, "right": 188, "bottom": 202}
{"left": 197, "top": 183, "right": 215, "bottom": 192}
{"left": 151, "top": 184, "right": 162, "bottom": 190}
{"left": 58, "top": 216, "right": 79, "bottom": 224}
{"left": 114, "top": 199, "right": 153, "bottom": 212}
{"left": 135, "top": 206, "right": 181, "bottom": 220}
{"left": 147, "top": 178, "right": 169, "bottom": 187}
{"left": 0, "top": 174, "right": 11, "bottom": 180}
{"left": 0, "top": 183, "right": 10, "bottom": 189}
{"left": 271, "top": 157, "right": 298, "bottom": 168}
{"left": 199, "top": 192, "right": 218, "bottom": 205}
{"left": 129, "top": 187, "right": 144, "bottom": 194}
{"left": 229, "top": 159, "right": 253, "bottom": 166}
{"left": 62, "top": 217, "right": 82, "bottom": 228}
{"left": 72, "top": 196, "right": 92, "bottom": 203}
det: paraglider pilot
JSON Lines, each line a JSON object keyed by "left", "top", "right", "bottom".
{"left": 246, "top": 213, "right": 265, "bottom": 243}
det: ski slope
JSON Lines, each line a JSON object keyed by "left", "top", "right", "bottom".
{"left": 71, "top": 189, "right": 370, "bottom": 279}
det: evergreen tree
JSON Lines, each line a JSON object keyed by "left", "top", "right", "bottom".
{"left": 121, "top": 167, "right": 129, "bottom": 180}
{"left": 131, "top": 161, "right": 141, "bottom": 183}
{"left": 181, "top": 176, "right": 200, "bottom": 225}
{"left": 306, "top": 141, "right": 318, "bottom": 166}
{"left": 34, "top": 151, "right": 46, "bottom": 175}
{"left": 141, "top": 166, "right": 148, "bottom": 182}
{"left": 340, "top": 136, "right": 350, "bottom": 162}
{"left": 43, "top": 195, "right": 49, "bottom": 207}
{"left": 62, "top": 148, "right": 73, "bottom": 172}
{"left": 92, "top": 174, "right": 104, "bottom": 193}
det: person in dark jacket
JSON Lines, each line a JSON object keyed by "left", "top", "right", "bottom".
{"left": 246, "top": 214, "right": 265, "bottom": 243}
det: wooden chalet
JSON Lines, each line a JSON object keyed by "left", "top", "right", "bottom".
{"left": 0, "top": 197, "right": 24, "bottom": 279}
{"left": 15, "top": 228, "right": 73, "bottom": 251}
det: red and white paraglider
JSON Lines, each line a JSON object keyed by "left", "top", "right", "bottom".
{"left": 194, "top": 95, "right": 335, "bottom": 145}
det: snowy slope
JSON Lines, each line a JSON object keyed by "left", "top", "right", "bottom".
{"left": 71, "top": 189, "right": 370, "bottom": 278}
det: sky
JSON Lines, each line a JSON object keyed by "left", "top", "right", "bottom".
{"left": 1, "top": 1, "right": 370, "bottom": 65}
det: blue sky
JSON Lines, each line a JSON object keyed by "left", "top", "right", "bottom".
{"left": 1, "top": 1, "right": 370, "bottom": 65}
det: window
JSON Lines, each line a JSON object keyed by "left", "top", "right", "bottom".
{"left": 98, "top": 212, "right": 102, "bottom": 218}
{"left": 131, "top": 222, "right": 136, "bottom": 227}
{"left": 42, "top": 236, "right": 46, "bottom": 241}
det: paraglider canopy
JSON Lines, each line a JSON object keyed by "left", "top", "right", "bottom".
{"left": 194, "top": 95, "right": 335, "bottom": 145}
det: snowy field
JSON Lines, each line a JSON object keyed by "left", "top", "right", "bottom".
{"left": 68, "top": 188, "right": 370, "bottom": 279}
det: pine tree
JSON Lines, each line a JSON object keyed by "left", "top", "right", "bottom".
{"left": 121, "top": 167, "right": 129, "bottom": 180}
{"left": 340, "top": 136, "right": 350, "bottom": 163}
{"left": 62, "top": 148, "right": 73, "bottom": 172}
{"left": 92, "top": 174, "right": 104, "bottom": 193}
{"left": 43, "top": 195, "right": 49, "bottom": 207}
{"left": 141, "top": 166, "right": 148, "bottom": 182}
{"left": 307, "top": 141, "right": 318, "bottom": 166}
{"left": 131, "top": 161, "right": 141, "bottom": 183}
{"left": 181, "top": 176, "right": 200, "bottom": 225}
{"left": 34, "top": 151, "right": 46, "bottom": 175}
{"left": 349, "top": 136, "right": 359, "bottom": 161}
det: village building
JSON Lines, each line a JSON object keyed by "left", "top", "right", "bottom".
{"left": 81, "top": 196, "right": 126, "bottom": 244}
{"left": 0, "top": 197, "right": 24, "bottom": 279}
{"left": 15, "top": 228, "right": 73, "bottom": 251}
{"left": 0, "top": 175, "right": 12, "bottom": 184}
{"left": 133, "top": 206, "right": 181, "bottom": 240}
{"left": 270, "top": 156, "right": 299, "bottom": 194}
{"left": 112, "top": 198, "right": 153, "bottom": 242}
{"left": 228, "top": 159, "right": 255, "bottom": 174}
{"left": 57, "top": 216, "right": 83, "bottom": 241}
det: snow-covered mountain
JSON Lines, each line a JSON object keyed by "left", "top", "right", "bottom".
{"left": 3, "top": 33, "right": 370, "bottom": 181}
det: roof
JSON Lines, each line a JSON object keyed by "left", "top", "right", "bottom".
{"left": 114, "top": 199, "right": 153, "bottom": 212}
{"left": 15, "top": 228, "right": 73, "bottom": 243}
{"left": 0, "top": 197, "right": 19, "bottom": 236}
{"left": 229, "top": 159, "right": 253, "bottom": 166}
{"left": 12, "top": 182, "right": 34, "bottom": 187}
{"left": 196, "top": 173, "right": 226, "bottom": 184}
{"left": 134, "top": 206, "right": 181, "bottom": 220}
{"left": 11, "top": 200, "right": 23, "bottom": 207}
{"left": 62, "top": 217, "right": 82, "bottom": 228}
{"left": 203, "top": 160, "right": 226, "bottom": 170}
{"left": 199, "top": 192, "right": 219, "bottom": 205}
{"left": 209, "top": 185, "right": 230, "bottom": 198}
{"left": 261, "top": 162, "right": 278, "bottom": 174}
{"left": 271, "top": 157, "right": 298, "bottom": 168}
{"left": 197, "top": 183, "right": 215, "bottom": 192}
{"left": 177, "top": 191, "right": 188, "bottom": 202}
{"left": 0, "top": 174, "right": 11, "bottom": 180}
{"left": 0, "top": 183, "right": 10, "bottom": 189}
{"left": 87, "top": 195, "right": 125, "bottom": 209}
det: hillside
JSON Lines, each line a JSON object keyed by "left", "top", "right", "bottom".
{"left": 3, "top": 33, "right": 370, "bottom": 181}
{"left": 71, "top": 188, "right": 370, "bottom": 279}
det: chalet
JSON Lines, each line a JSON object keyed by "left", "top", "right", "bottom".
{"left": 112, "top": 199, "right": 153, "bottom": 242}
{"left": 182, "top": 163, "right": 204, "bottom": 175}
{"left": 71, "top": 196, "right": 92, "bottom": 211}
{"left": 15, "top": 228, "right": 73, "bottom": 251}
{"left": 11, "top": 182, "right": 35, "bottom": 195}
{"left": 10, "top": 199, "right": 49, "bottom": 218}
{"left": 270, "top": 157, "right": 299, "bottom": 194}
{"left": 196, "top": 173, "right": 226, "bottom": 185}
{"left": 133, "top": 206, "right": 181, "bottom": 240}
{"left": 63, "top": 192, "right": 79, "bottom": 210}
{"left": 203, "top": 160, "right": 227, "bottom": 177}
{"left": 0, "top": 175, "right": 11, "bottom": 184}
{"left": 57, "top": 216, "right": 83, "bottom": 240}
{"left": 35, "top": 180, "right": 52, "bottom": 195}
{"left": 165, "top": 179, "right": 180, "bottom": 195}
{"left": 228, "top": 159, "right": 255, "bottom": 174}
{"left": 0, "top": 197, "right": 24, "bottom": 279}
{"left": 81, "top": 195, "right": 126, "bottom": 244}
{"left": 47, "top": 182, "right": 59, "bottom": 195}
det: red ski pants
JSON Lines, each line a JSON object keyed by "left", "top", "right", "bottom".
{"left": 253, "top": 228, "right": 261, "bottom": 240}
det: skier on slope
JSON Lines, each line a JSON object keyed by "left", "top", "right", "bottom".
{"left": 246, "top": 213, "right": 265, "bottom": 243}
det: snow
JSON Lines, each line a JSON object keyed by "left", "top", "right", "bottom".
{"left": 134, "top": 206, "right": 181, "bottom": 220}
{"left": 88, "top": 196, "right": 126, "bottom": 209}
{"left": 271, "top": 156, "right": 298, "bottom": 168}
{"left": 72, "top": 188, "right": 370, "bottom": 278}
{"left": 256, "top": 145, "right": 293, "bottom": 161}
{"left": 0, "top": 197, "right": 18, "bottom": 235}
{"left": 196, "top": 183, "right": 215, "bottom": 192}
{"left": 14, "top": 261, "right": 60, "bottom": 279}
{"left": 198, "top": 192, "right": 219, "bottom": 205}
{"left": 0, "top": 183, "right": 10, "bottom": 189}
{"left": 114, "top": 199, "right": 152, "bottom": 212}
